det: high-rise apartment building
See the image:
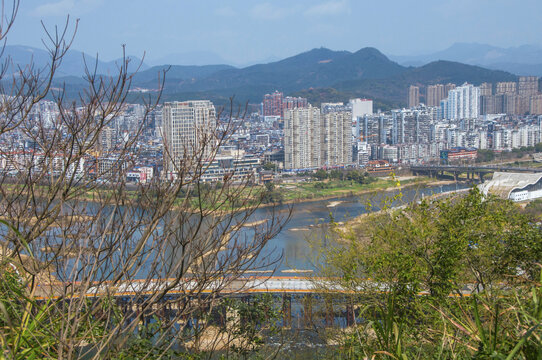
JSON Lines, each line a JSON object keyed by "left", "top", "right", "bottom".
{"left": 322, "top": 109, "right": 353, "bottom": 167}
{"left": 408, "top": 85, "right": 420, "bottom": 108}
{"left": 479, "top": 83, "right": 492, "bottom": 96}
{"left": 162, "top": 100, "right": 216, "bottom": 175}
{"left": 519, "top": 76, "right": 539, "bottom": 96}
{"left": 284, "top": 107, "right": 321, "bottom": 170}
{"left": 503, "top": 94, "right": 518, "bottom": 115}
{"left": 284, "top": 106, "right": 352, "bottom": 170}
{"left": 349, "top": 98, "right": 373, "bottom": 118}
{"left": 531, "top": 95, "right": 542, "bottom": 115}
{"left": 350, "top": 98, "right": 373, "bottom": 141}
{"left": 444, "top": 83, "right": 456, "bottom": 97}
{"left": 321, "top": 103, "right": 348, "bottom": 114}
{"left": 99, "top": 126, "right": 117, "bottom": 153}
{"left": 426, "top": 84, "right": 445, "bottom": 107}
{"left": 359, "top": 114, "right": 392, "bottom": 145}
{"left": 517, "top": 96, "right": 530, "bottom": 115}
{"left": 261, "top": 91, "right": 308, "bottom": 119}
{"left": 282, "top": 96, "right": 308, "bottom": 115}
{"left": 496, "top": 82, "right": 517, "bottom": 94}
{"left": 262, "top": 91, "right": 283, "bottom": 117}
{"left": 480, "top": 95, "right": 494, "bottom": 115}
{"left": 391, "top": 108, "right": 433, "bottom": 145}
{"left": 443, "top": 83, "right": 480, "bottom": 120}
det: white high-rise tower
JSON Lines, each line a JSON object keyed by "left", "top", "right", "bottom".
{"left": 445, "top": 83, "right": 480, "bottom": 120}
{"left": 162, "top": 100, "right": 216, "bottom": 176}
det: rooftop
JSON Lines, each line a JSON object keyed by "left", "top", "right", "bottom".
{"left": 479, "top": 172, "right": 542, "bottom": 198}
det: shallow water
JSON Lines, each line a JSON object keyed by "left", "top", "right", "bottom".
{"left": 251, "top": 182, "right": 470, "bottom": 272}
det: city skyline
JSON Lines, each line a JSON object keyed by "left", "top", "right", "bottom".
{"left": 7, "top": 0, "right": 542, "bottom": 65}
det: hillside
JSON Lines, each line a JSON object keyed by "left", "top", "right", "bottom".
{"left": 18, "top": 46, "right": 520, "bottom": 108}
{"left": 398, "top": 60, "right": 517, "bottom": 84}
{"left": 295, "top": 61, "right": 517, "bottom": 108}
{"left": 2, "top": 45, "right": 149, "bottom": 77}
{"left": 131, "top": 64, "right": 236, "bottom": 87}
{"left": 123, "top": 47, "right": 409, "bottom": 105}
{"left": 164, "top": 47, "right": 406, "bottom": 92}
{"left": 390, "top": 42, "right": 542, "bottom": 76}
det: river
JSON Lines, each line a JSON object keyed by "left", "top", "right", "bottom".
{"left": 248, "top": 182, "right": 471, "bottom": 273}
{"left": 29, "top": 181, "right": 470, "bottom": 282}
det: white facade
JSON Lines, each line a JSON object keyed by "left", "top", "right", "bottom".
{"left": 322, "top": 111, "right": 353, "bottom": 167}
{"left": 481, "top": 172, "right": 542, "bottom": 202}
{"left": 444, "top": 83, "right": 480, "bottom": 120}
{"left": 284, "top": 106, "right": 352, "bottom": 170}
{"left": 284, "top": 107, "right": 321, "bottom": 170}
{"left": 479, "top": 131, "right": 489, "bottom": 149}
{"left": 350, "top": 99, "right": 373, "bottom": 139}
{"left": 162, "top": 100, "right": 216, "bottom": 174}
{"left": 349, "top": 98, "right": 373, "bottom": 119}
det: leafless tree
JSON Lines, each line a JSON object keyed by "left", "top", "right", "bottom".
{"left": 0, "top": 2, "right": 289, "bottom": 358}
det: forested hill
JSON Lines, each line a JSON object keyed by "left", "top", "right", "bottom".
{"left": 43, "top": 46, "right": 518, "bottom": 108}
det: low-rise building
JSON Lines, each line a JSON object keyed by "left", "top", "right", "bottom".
{"left": 440, "top": 147, "right": 477, "bottom": 164}
{"left": 480, "top": 172, "right": 542, "bottom": 202}
{"left": 199, "top": 155, "right": 260, "bottom": 183}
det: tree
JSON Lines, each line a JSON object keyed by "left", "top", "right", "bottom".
{"left": 314, "top": 188, "right": 542, "bottom": 358}
{"left": 262, "top": 162, "right": 276, "bottom": 171}
{"left": 476, "top": 149, "right": 495, "bottom": 163}
{"left": 260, "top": 182, "right": 284, "bottom": 204}
{"left": 313, "top": 169, "right": 328, "bottom": 181}
{"left": 0, "top": 3, "right": 289, "bottom": 358}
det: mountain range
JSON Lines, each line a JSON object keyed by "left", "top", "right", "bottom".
{"left": 2, "top": 45, "right": 150, "bottom": 78}
{"left": 146, "top": 51, "right": 280, "bottom": 68}
{"left": 390, "top": 43, "right": 542, "bottom": 76}
{"left": 120, "top": 47, "right": 517, "bottom": 109}
{"left": 2, "top": 44, "right": 534, "bottom": 109}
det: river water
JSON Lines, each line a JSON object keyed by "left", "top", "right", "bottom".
{"left": 30, "top": 182, "right": 470, "bottom": 282}
{"left": 248, "top": 182, "right": 470, "bottom": 273}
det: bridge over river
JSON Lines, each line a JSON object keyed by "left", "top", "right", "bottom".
{"left": 36, "top": 276, "right": 478, "bottom": 329}
{"left": 38, "top": 276, "right": 345, "bottom": 299}
{"left": 40, "top": 276, "right": 476, "bottom": 299}
{"left": 410, "top": 164, "right": 542, "bottom": 181}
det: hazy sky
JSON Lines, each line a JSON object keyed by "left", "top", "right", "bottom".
{"left": 6, "top": 0, "right": 542, "bottom": 65}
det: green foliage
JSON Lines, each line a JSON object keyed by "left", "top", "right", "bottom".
{"left": 113, "top": 318, "right": 193, "bottom": 360}
{"left": 260, "top": 182, "right": 284, "bottom": 204}
{"left": 523, "top": 198, "right": 542, "bottom": 220}
{"left": 311, "top": 169, "right": 373, "bottom": 185}
{"left": 262, "top": 162, "right": 277, "bottom": 171}
{"left": 436, "top": 268, "right": 542, "bottom": 359}
{"left": 314, "top": 182, "right": 331, "bottom": 190}
{"left": 476, "top": 149, "right": 495, "bottom": 163}
{"left": 363, "top": 188, "right": 542, "bottom": 295}
{"left": 220, "top": 294, "right": 282, "bottom": 359}
{"left": 318, "top": 187, "right": 542, "bottom": 358}
{"left": 0, "top": 267, "right": 59, "bottom": 359}
{"left": 314, "top": 169, "right": 328, "bottom": 181}
{"left": 0, "top": 222, "right": 62, "bottom": 359}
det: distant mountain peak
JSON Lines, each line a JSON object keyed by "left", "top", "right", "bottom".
{"left": 355, "top": 46, "right": 383, "bottom": 54}
{"left": 1, "top": 44, "right": 150, "bottom": 77}
{"left": 1, "top": 43, "right": 516, "bottom": 108}
{"left": 389, "top": 42, "right": 542, "bottom": 76}
{"left": 296, "top": 47, "right": 348, "bottom": 58}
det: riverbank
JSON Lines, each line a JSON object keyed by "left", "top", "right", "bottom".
{"left": 331, "top": 183, "right": 473, "bottom": 242}
{"left": 271, "top": 177, "right": 463, "bottom": 207}
{"left": 0, "top": 176, "right": 468, "bottom": 219}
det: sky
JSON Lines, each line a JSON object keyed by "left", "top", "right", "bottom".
{"left": 6, "top": 0, "right": 542, "bottom": 66}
